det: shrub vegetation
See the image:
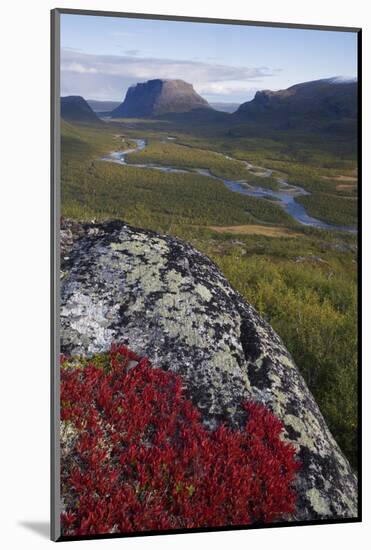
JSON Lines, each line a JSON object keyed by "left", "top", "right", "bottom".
{"left": 61, "top": 345, "right": 300, "bottom": 536}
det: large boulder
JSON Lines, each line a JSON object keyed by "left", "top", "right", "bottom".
{"left": 60, "top": 219, "right": 358, "bottom": 522}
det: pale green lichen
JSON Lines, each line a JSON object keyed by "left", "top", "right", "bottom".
{"left": 118, "top": 241, "right": 168, "bottom": 293}
{"left": 284, "top": 413, "right": 320, "bottom": 455}
{"left": 212, "top": 349, "right": 243, "bottom": 372}
{"left": 194, "top": 283, "right": 212, "bottom": 302}
{"left": 277, "top": 353, "right": 295, "bottom": 369}
{"left": 306, "top": 488, "right": 332, "bottom": 516}
{"left": 60, "top": 420, "right": 79, "bottom": 454}
{"left": 165, "top": 269, "right": 187, "bottom": 291}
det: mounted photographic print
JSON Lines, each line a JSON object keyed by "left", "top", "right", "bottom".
{"left": 51, "top": 8, "right": 361, "bottom": 541}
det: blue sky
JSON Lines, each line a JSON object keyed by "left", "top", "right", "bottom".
{"left": 61, "top": 14, "right": 358, "bottom": 103}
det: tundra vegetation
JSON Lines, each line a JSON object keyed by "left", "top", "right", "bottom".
{"left": 61, "top": 117, "right": 358, "bottom": 469}
{"left": 61, "top": 345, "right": 300, "bottom": 535}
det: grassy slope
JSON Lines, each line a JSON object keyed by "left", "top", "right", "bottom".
{"left": 61, "top": 119, "right": 358, "bottom": 468}
{"left": 297, "top": 193, "right": 357, "bottom": 227}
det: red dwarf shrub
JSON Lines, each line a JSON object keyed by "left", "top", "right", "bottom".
{"left": 61, "top": 344, "right": 300, "bottom": 536}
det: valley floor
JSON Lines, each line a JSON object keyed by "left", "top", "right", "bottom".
{"left": 60, "top": 118, "right": 358, "bottom": 468}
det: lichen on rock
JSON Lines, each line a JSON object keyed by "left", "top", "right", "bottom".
{"left": 60, "top": 218, "right": 358, "bottom": 521}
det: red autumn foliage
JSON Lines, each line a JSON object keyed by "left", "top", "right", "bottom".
{"left": 60, "top": 344, "right": 300, "bottom": 536}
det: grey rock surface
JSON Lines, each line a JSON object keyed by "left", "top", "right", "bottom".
{"left": 60, "top": 218, "right": 358, "bottom": 522}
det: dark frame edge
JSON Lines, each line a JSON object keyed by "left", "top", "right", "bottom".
{"left": 54, "top": 7, "right": 360, "bottom": 33}
{"left": 57, "top": 517, "right": 361, "bottom": 543}
{"left": 356, "top": 27, "right": 362, "bottom": 522}
{"left": 51, "top": 7, "right": 61, "bottom": 543}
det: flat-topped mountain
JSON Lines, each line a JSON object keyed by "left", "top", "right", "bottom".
{"left": 234, "top": 78, "right": 357, "bottom": 132}
{"left": 110, "top": 79, "right": 212, "bottom": 118}
{"left": 61, "top": 96, "right": 101, "bottom": 123}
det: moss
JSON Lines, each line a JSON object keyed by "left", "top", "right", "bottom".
{"left": 61, "top": 351, "right": 111, "bottom": 372}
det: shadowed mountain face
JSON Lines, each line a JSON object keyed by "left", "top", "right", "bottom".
{"left": 61, "top": 96, "right": 101, "bottom": 123}
{"left": 234, "top": 78, "right": 357, "bottom": 133}
{"left": 111, "top": 79, "right": 212, "bottom": 118}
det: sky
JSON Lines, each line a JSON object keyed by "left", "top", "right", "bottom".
{"left": 60, "top": 14, "right": 358, "bottom": 104}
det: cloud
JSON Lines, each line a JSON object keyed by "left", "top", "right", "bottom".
{"left": 197, "top": 82, "right": 259, "bottom": 96}
{"left": 63, "top": 62, "right": 98, "bottom": 75}
{"left": 61, "top": 48, "right": 279, "bottom": 101}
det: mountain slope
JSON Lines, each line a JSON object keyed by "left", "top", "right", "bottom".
{"left": 234, "top": 78, "right": 357, "bottom": 133}
{"left": 111, "top": 79, "right": 212, "bottom": 118}
{"left": 61, "top": 96, "right": 101, "bottom": 123}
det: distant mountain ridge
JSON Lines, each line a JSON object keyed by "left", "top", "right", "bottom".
{"left": 110, "top": 79, "right": 212, "bottom": 118}
{"left": 61, "top": 96, "right": 101, "bottom": 123}
{"left": 87, "top": 99, "right": 121, "bottom": 113}
{"left": 234, "top": 78, "right": 357, "bottom": 132}
{"left": 210, "top": 102, "right": 240, "bottom": 113}
{"left": 62, "top": 77, "right": 357, "bottom": 142}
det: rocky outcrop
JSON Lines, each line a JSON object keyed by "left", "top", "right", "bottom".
{"left": 61, "top": 96, "right": 101, "bottom": 123}
{"left": 110, "top": 79, "right": 211, "bottom": 118}
{"left": 60, "top": 219, "right": 358, "bottom": 522}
